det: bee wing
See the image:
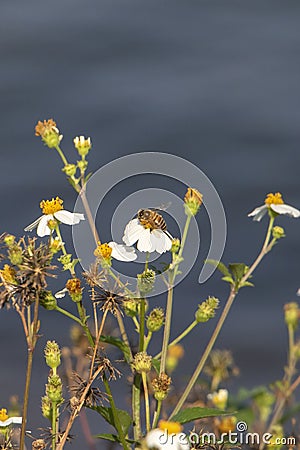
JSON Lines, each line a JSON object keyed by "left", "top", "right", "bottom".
{"left": 152, "top": 202, "right": 171, "bottom": 212}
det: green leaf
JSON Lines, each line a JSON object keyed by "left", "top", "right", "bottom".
{"left": 206, "top": 259, "right": 231, "bottom": 277}
{"left": 92, "top": 406, "right": 132, "bottom": 435}
{"left": 171, "top": 407, "right": 229, "bottom": 424}
{"left": 240, "top": 281, "right": 254, "bottom": 288}
{"left": 94, "top": 433, "right": 135, "bottom": 444}
{"left": 221, "top": 276, "right": 234, "bottom": 284}
{"left": 100, "top": 335, "right": 132, "bottom": 363}
{"left": 228, "top": 263, "right": 247, "bottom": 283}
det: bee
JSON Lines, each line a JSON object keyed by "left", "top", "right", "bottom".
{"left": 137, "top": 208, "right": 167, "bottom": 231}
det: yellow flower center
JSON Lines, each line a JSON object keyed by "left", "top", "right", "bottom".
{"left": 40, "top": 197, "right": 64, "bottom": 215}
{"left": 264, "top": 192, "right": 284, "bottom": 205}
{"left": 158, "top": 420, "right": 182, "bottom": 434}
{"left": 0, "top": 408, "right": 9, "bottom": 421}
{"left": 94, "top": 242, "right": 112, "bottom": 260}
{"left": 0, "top": 264, "right": 17, "bottom": 284}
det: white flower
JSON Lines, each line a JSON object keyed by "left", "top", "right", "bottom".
{"left": 207, "top": 389, "right": 228, "bottom": 409}
{"left": 123, "top": 219, "right": 172, "bottom": 253}
{"left": 145, "top": 428, "right": 190, "bottom": 450}
{"left": 108, "top": 241, "right": 137, "bottom": 261}
{"left": 248, "top": 192, "right": 300, "bottom": 222}
{"left": 24, "top": 197, "right": 85, "bottom": 237}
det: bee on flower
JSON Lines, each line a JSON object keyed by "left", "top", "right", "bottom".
{"left": 123, "top": 209, "right": 172, "bottom": 254}
{"left": 248, "top": 192, "right": 300, "bottom": 222}
{"left": 24, "top": 197, "right": 85, "bottom": 237}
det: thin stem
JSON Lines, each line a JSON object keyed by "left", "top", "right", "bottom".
{"left": 132, "top": 375, "right": 142, "bottom": 441}
{"left": 154, "top": 320, "right": 197, "bottom": 359}
{"left": 139, "top": 299, "right": 146, "bottom": 352}
{"left": 54, "top": 145, "right": 69, "bottom": 166}
{"left": 116, "top": 310, "right": 133, "bottom": 361}
{"left": 55, "top": 306, "right": 83, "bottom": 326}
{"left": 144, "top": 331, "right": 152, "bottom": 351}
{"left": 89, "top": 309, "right": 108, "bottom": 381}
{"left": 76, "top": 301, "right": 94, "bottom": 348}
{"left": 159, "top": 285, "right": 174, "bottom": 375}
{"left": 142, "top": 373, "right": 151, "bottom": 433}
{"left": 80, "top": 186, "right": 100, "bottom": 245}
{"left": 152, "top": 400, "right": 162, "bottom": 429}
{"left": 51, "top": 402, "right": 57, "bottom": 450}
{"left": 170, "top": 217, "right": 275, "bottom": 419}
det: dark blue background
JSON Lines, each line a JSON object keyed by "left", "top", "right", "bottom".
{"left": 1, "top": 1, "right": 300, "bottom": 446}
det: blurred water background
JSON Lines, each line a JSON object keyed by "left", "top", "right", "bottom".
{"left": 1, "top": 0, "right": 300, "bottom": 447}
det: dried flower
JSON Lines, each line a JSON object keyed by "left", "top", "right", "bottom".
{"left": 151, "top": 373, "right": 171, "bottom": 401}
{"left": 184, "top": 187, "right": 203, "bottom": 216}
{"left": 35, "top": 119, "right": 63, "bottom": 148}
{"left": 195, "top": 296, "right": 219, "bottom": 323}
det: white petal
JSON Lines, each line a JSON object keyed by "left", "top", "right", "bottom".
{"left": 151, "top": 230, "right": 172, "bottom": 253}
{"left": 145, "top": 429, "right": 189, "bottom": 450}
{"left": 24, "top": 216, "right": 43, "bottom": 232}
{"left": 54, "top": 210, "right": 85, "bottom": 225}
{"left": 109, "top": 242, "right": 137, "bottom": 262}
{"left": 137, "top": 228, "right": 153, "bottom": 252}
{"left": 123, "top": 219, "right": 146, "bottom": 246}
{"left": 247, "top": 205, "right": 268, "bottom": 222}
{"left": 297, "top": 288, "right": 300, "bottom": 296}
{"left": 37, "top": 214, "right": 53, "bottom": 237}
{"left": 270, "top": 203, "right": 300, "bottom": 218}
{"left": 55, "top": 288, "right": 68, "bottom": 299}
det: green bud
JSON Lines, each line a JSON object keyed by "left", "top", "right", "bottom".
{"left": 62, "top": 163, "right": 77, "bottom": 177}
{"left": 46, "top": 374, "right": 63, "bottom": 403}
{"left": 137, "top": 269, "right": 156, "bottom": 295}
{"left": 39, "top": 291, "right": 57, "bottom": 311}
{"left": 123, "top": 299, "right": 139, "bottom": 317}
{"left": 147, "top": 308, "right": 164, "bottom": 332}
{"left": 195, "top": 296, "right": 219, "bottom": 323}
{"left": 272, "top": 226, "right": 285, "bottom": 240}
{"left": 73, "top": 136, "right": 92, "bottom": 158}
{"left": 44, "top": 341, "right": 61, "bottom": 369}
{"left": 184, "top": 187, "right": 203, "bottom": 216}
{"left": 171, "top": 238, "right": 180, "bottom": 254}
{"left": 253, "top": 390, "right": 275, "bottom": 422}
{"left": 284, "top": 302, "right": 299, "bottom": 329}
{"left": 4, "top": 234, "right": 15, "bottom": 247}
{"left": 132, "top": 351, "right": 152, "bottom": 373}
{"left": 77, "top": 159, "right": 88, "bottom": 171}
{"left": 8, "top": 245, "right": 23, "bottom": 265}
{"left": 41, "top": 395, "right": 52, "bottom": 420}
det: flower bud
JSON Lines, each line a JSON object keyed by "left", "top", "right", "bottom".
{"left": 137, "top": 269, "right": 156, "bottom": 295}
{"left": 195, "top": 296, "right": 219, "bottom": 323}
{"left": 35, "top": 119, "right": 63, "bottom": 148}
{"left": 171, "top": 238, "right": 180, "bottom": 254}
{"left": 272, "top": 226, "right": 285, "bottom": 240}
{"left": 46, "top": 374, "right": 63, "bottom": 404}
{"left": 123, "top": 299, "right": 139, "bottom": 317}
{"left": 73, "top": 136, "right": 92, "bottom": 158}
{"left": 166, "top": 344, "right": 184, "bottom": 373}
{"left": 62, "top": 163, "right": 77, "bottom": 177}
{"left": 4, "top": 234, "right": 15, "bottom": 247}
{"left": 184, "top": 187, "right": 203, "bottom": 216}
{"left": 49, "top": 237, "right": 63, "bottom": 254}
{"left": 132, "top": 352, "right": 152, "bottom": 374}
{"left": 66, "top": 278, "right": 82, "bottom": 302}
{"left": 77, "top": 159, "right": 88, "bottom": 172}
{"left": 217, "top": 416, "right": 237, "bottom": 434}
{"left": 284, "top": 302, "right": 299, "bottom": 329}
{"left": 39, "top": 291, "right": 57, "bottom": 311}
{"left": 41, "top": 396, "right": 52, "bottom": 420}
{"left": 207, "top": 389, "right": 228, "bottom": 409}
{"left": 147, "top": 308, "right": 164, "bottom": 332}
{"left": 151, "top": 373, "right": 171, "bottom": 401}
{"left": 44, "top": 341, "right": 61, "bottom": 369}
{"left": 8, "top": 245, "right": 23, "bottom": 265}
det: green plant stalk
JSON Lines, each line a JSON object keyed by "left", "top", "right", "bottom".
{"left": 132, "top": 375, "right": 142, "bottom": 441}
{"left": 54, "top": 145, "right": 68, "bottom": 166}
{"left": 152, "top": 400, "right": 162, "bottom": 429}
{"left": 144, "top": 331, "right": 152, "bottom": 351}
{"left": 20, "top": 295, "right": 40, "bottom": 450}
{"left": 51, "top": 401, "right": 57, "bottom": 450}
{"left": 170, "top": 216, "right": 276, "bottom": 419}
{"left": 55, "top": 305, "right": 83, "bottom": 326}
{"left": 139, "top": 299, "right": 146, "bottom": 352}
{"left": 159, "top": 213, "right": 192, "bottom": 375}
{"left": 116, "top": 310, "right": 133, "bottom": 362}
{"left": 142, "top": 373, "right": 151, "bottom": 432}
{"left": 154, "top": 320, "right": 197, "bottom": 359}
{"left": 76, "top": 301, "right": 94, "bottom": 347}
{"left": 102, "top": 375, "right": 130, "bottom": 450}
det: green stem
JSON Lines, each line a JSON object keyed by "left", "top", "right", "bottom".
{"left": 132, "top": 375, "right": 142, "bottom": 441}
{"left": 102, "top": 375, "right": 130, "bottom": 450}
{"left": 159, "top": 285, "right": 174, "bottom": 375}
{"left": 55, "top": 306, "right": 83, "bottom": 326}
{"left": 116, "top": 310, "right": 133, "bottom": 361}
{"left": 152, "top": 400, "right": 162, "bottom": 429}
{"left": 144, "top": 331, "right": 152, "bottom": 351}
{"left": 154, "top": 320, "right": 197, "bottom": 359}
{"left": 139, "top": 299, "right": 146, "bottom": 352}
{"left": 141, "top": 373, "right": 151, "bottom": 433}
{"left": 76, "top": 301, "right": 94, "bottom": 347}
{"left": 54, "top": 145, "right": 68, "bottom": 166}
{"left": 170, "top": 216, "right": 275, "bottom": 419}
{"left": 52, "top": 402, "right": 57, "bottom": 450}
